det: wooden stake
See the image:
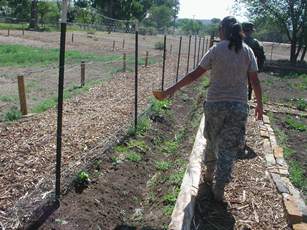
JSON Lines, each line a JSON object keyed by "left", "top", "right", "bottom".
{"left": 122, "top": 39, "right": 125, "bottom": 49}
{"left": 145, "top": 51, "right": 149, "bottom": 67}
{"left": 123, "top": 53, "right": 126, "bottom": 72}
{"left": 17, "top": 75, "right": 27, "bottom": 115}
{"left": 72, "top": 33, "right": 74, "bottom": 43}
{"left": 113, "top": 40, "right": 115, "bottom": 51}
{"left": 81, "top": 61, "right": 85, "bottom": 87}
{"left": 7, "top": 28, "right": 10, "bottom": 36}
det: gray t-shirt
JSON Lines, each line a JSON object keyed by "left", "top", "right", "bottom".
{"left": 200, "top": 40, "right": 258, "bottom": 103}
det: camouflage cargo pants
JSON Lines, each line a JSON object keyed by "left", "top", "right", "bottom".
{"left": 203, "top": 101, "right": 248, "bottom": 186}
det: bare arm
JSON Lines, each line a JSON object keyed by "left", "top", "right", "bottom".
{"left": 153, "top": 66, "right": 207, "bottom": 100}
{"left": 248, "top": 71, "right": 263, "bottom": 120}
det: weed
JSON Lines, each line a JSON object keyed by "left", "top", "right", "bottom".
{"left": 94, "top": 159, "right": 102, "bottom": 170}
{"left": 111, "top": 156, "right": 121, "bottom": 166}
{"left": 168, "top": 170, "right": 185, "bottom": 186}
{"left": 163, "top": 205, "right": 174, "bottom": 216}
{"left": 129, "top": 116, "right": 151, "bottom": 136}
{"left": 32, "top": 97, "right": 57, "bottom": 113}
{"left": 128, "top": 139, "right": 148, "bottom": 152}
{"left": 114, "top": 145, "right": 129, "bottom": 153}
{"left": 4, "top": 107, "right": 22, "bottom": 121}
{"left": 288, "top": 160, "right": 307, "bottom": 189}
{"left": 155, "top": 161, "right": 172, "bottom": 171}
{"left": 126, "top": 152, "right": 142, "bottom": 162}
{"left": 0, "top": 95, "right": 17, "bottom": 102}
{"left": 262, "top": 94, "right": 269, "bottom": 104}
{"left": 285, "top": 116, "right": 306, "bottom": 132}
{"left": 161, "top": 140, "right": 178, "bottom": 154}
{"left": 74, "top": 171, "right": 90, "bottom": 186}
{"left": 149, "top": 98, "right": 172, "bottom": 119}
{"left": 283, "top": 147, "right": 296, "bottom": 159}
{"left": 291, "top": 98, "right": 307, "bottom": 111}
{"left": 163, "top": 188, "right": 180, "bottom": 205}
{"left": 274, "top": 128, "right": 288, "bottom": 146}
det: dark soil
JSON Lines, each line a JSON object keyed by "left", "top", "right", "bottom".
{"left": 38, "top": 79, "right": 206, "bottom": 229}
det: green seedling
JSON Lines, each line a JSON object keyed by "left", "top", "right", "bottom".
{"left": 285, "top": 117, "right": 306, "bottom": 132}
{"left": 161, "top": 140, "right": 178, "bottom": 154}
{"left": 111, "top": 156, "right": 121, "bottom": 166}
{"left": 114, "top": 145, "right": 128, "bottom": 153}
{"left": 128, "top": 139, "right": 148, "bottom": 152}
{"left": 126, "top": 152, "right": 142, "bottom": 162}
{"left": 74, "top": 171, "right": 90, "bottom": 187}
{"left": 155, "top": 161, "right": 172, "bottom": 171}
{"left": 4, "top": 107, "right": 22, "bottom": 121}
{"left": 163, "top": 205, "right": 174, "bottom": 216}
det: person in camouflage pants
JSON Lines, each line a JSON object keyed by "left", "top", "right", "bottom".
{"left": 203, "top": 102, "right": 248, "bottom": 188}
{"left": 153, "top": 16, "right": 263, "bottom": 202}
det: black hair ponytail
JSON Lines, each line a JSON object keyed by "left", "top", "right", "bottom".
{"left": 220, "top": 16, "right": 243, "bottom": 53}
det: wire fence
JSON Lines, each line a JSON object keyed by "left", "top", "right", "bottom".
{"left": 0, "top": 14, "right": 214, "bottom": 228}
{"left": 2, "top": 13, "right": 305, "bottom": 227}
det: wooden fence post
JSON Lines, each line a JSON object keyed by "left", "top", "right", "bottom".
{"left": 17, "top": 75, "right": 27, "bottom": 115}
{"left": 72, "top": 33, "right": 74, "bottom": 43}
{"left": 170, "top": 44, "right": 172, "bottom": 55}
{"left": 7, "top": 28, "right": 10, "bottom": 36}
{"left": 122, "top": 39, "right": 125, "bottom": 49}
{"left": 22, "top": 24, "right": 25, "bottom": 36}
{"left": 113, "top": 40, "right": 115, "bottom": 51}
{"left": 81, "top": 61, "right": 85, "bottom": 87}
{"left": 123, "top": 53, "right": 126, "bottom": 72}
{"left": 145, "top": 51, "right": 149, "bottom": 67}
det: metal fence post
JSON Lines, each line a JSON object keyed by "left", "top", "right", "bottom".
{"left": 55, "top": 0, "right": 68, "bottom": 201}
{"left": 193, "top": 35, "right": 197, "bottom": 68}
{"left": 201, "top": 37, "right": 205, "bottom": 57}
{"left": 113, "top": 40, "right": 115, "bottom": 51}
{"left": 123, "top": 53, "right": 126, "bottom": 72}
{"left": 176, "top": 36, "right": 182, "bottom": 83}
{"left": 161, "top": 34, "right": 167, "bottom": 90}
{"left": 134, "top": 27, "right": 139, "bottom": 132}
{"left": 72, "top": 33, "right": 74, "bottom": 43}
{"left": 186, "top": 35, "right": 191, "bottom": 74}
{"left": 197, "top": 36, "right": 201, "bottom": 64}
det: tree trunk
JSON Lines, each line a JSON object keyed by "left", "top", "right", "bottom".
{"left": 290, "top": 36, "right": 298, "bottom": 64}
{"left": 29, "top": 0, "right": 38, "bottom": 30}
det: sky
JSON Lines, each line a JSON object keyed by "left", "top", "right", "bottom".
{"left": 178, "top": 0, "right": 248, "bottom": 22}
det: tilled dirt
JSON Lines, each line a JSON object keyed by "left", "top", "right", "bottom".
{"left": 192, "top": 109, "right": 289, "bottom": 230}
{"left": 0, "top": 56, "right": 188, "bottom": 229}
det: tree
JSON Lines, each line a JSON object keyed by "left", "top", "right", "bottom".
{"left": 236, "top": 0, "right": 307, "bottom": 63}
{"left": 177, "top": 19, "right": 203, "bottom": 35}
{"left": 147, "top": 4, "right": 173, "bottom": 32}
{"left": 29, "top": 0, "right": 39, "bottom": 30}
{"left": 7, "top": 0, "right": 31, "bottom": 20}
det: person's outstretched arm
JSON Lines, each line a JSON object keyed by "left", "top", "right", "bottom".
{"left": 153, "top": 66, "right": 207, "bottom": 100}
{"left": 248, "top": 71, "right": 263, "bottom": 120}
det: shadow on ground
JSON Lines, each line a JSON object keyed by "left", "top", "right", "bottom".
{"left": 191, "top": 182, "right": 235, "bottom": 230}
{"left": 237, "top": 145, "right": 257, "bottom": 160}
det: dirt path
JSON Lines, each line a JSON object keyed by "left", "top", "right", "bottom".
{"left": 192, "top": 109, "right": 289, "bottom": 229}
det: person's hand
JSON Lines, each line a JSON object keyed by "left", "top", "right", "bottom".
{"left": 152, "top": 90, "right": 169, "bottom": 101}
{"left": 255, "top": 103, "right": 263, "bottom": 120}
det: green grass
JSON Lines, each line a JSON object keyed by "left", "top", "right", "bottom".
{"left": 168, "top": 169, "right": 185, "bottom": 186}
{"left": 127, "top": 139, "right": 149, "bottom": 152}
{"left": 161, "top": 140, "right": 178, "bottom": 154}
{"left": 32, "top": 79, "right": 104, "bottom": 113}
{"left": 0, "top": 22, "right": 27, "bottom": 30}
{"left": 285, "top": 116, "right": 306, "bottom": 132}
{"left": 0, "top": 44, "right": 121, "bottom": 67}
{"left": 126, "top": 152, "right": 142, "bottom": 162}
{"left": 291, "top": 98, "right": 307, "bottom": 111}
{"left": 283, "top": 146, "right": 296, "bottom": 159}
{"left": 128, "top": 116, "right": 151, "bottom": 136}
{"left": 155, "top": 161, "right": 172, "bottom": 171}
{"left": 4, "top": 107, "right": 22, "bottom": 121}
{"left": 288, "top": 160, "right": 307, "bottom": 190}
{"left": 262, "top": 94, "right": 269, "bottom": 104}
{"left": 114, "top": 145, "right": 128, "bottom": 153}
{"left": 0, "top": 95, "right": 17, "bottom": 102}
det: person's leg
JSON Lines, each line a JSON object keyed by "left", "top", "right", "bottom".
{"left": 213, "top": 104, "right": 248, "bottom": 201}
{"left": 203, "top": 103, "right": 226, "bottom": 183}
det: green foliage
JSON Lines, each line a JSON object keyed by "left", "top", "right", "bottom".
{"left": 4, "top": 107, "right": 22, "bottom": 121}
{"left": 283, "top": 147, "right": 295, "bottom": 159}
{"left": 275, "top": 128, "right": 288, "bottom": 146}
{"left": 149, "top": 98, "right": 172, "bottom": 118}
{"left": 161, "top": 140, "right": 178, "bottom": 154}
{"left": 293, "top": 98, "right": 307, "bottom": 111}
{"left": 168, "top": 170, "right": 185, "bottom": 186}
{"left": 128, "top": 139, "right": 149, "bottom": 152}
{"left": 262, "top": 94, "right": 269, "bottom": 104}
{"left": 129, "top": 116, "right": 151, "bottom": 136}
{"left": 111, "top": 156, "right": 121, "bottom": 166}
{"left": 126, "top": 152, "right": 142, "bottom": 162}
{"left": 176, "top": 18, "right": 204, "bottom": 35}
{"left": 74, "top": 170, "right": 90, "bottom": 186}
{"left": 288, "top": 160, "right": 307, "bottom": 190}
{"left": 114, "top": 145, "right": 128, "bottom": 153}
{"left": 0, "top": 95, "right": 17, "bottom": 102}
{"left": 155, "top": 161, "right": 172, "bottom": 171}
{"left": 0, "top": 44, "right": 120, "bottom": 67}
{"left": 163, "top": 205, "right": 174, "bottom": 216}
{"left": 285, "top": 116, "right": 306, "bottom": 132}
{"left": 32, "top": 97, "right": 57, "bottom": 113}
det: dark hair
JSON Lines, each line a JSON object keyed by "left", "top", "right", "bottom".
{"left": 220, "top": 16, "right": 243, "bottom": 53}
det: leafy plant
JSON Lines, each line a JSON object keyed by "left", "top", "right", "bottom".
{"left": 285, "top": 117, "right": 306, "bottom": 132}
{"left": 155, "top": 161, "right": 172, "bottom": 171}
{"left": 168, "top": 170, "right": 185, "bottom": 186}
{"left": 111, "top": 156, "right": 121, "bottom": 166}
{"left": 127, "top": 139, "right": 148, "bottom": 152}
{"left": 163, "top": 205, "right": 174, "bottom": 216}
{"left": 74, "top": 171, "right": 90, "bottom": 186}
{"left": 161, "top": 140, "right": 178, "bottom": 154}
{"left": 291, "top": 98, "right": 307, "bottom": 111}
{"left": 289, "top": 160, "right": 307, "bottom": 189}
{"left": 114, "top": 145, "right": 128, "bottom": 153}
{"left": 4, "top": 107, "right": 22, "bottom": 121}
{"left": 126, "top": 152, "right": 142, "bottom": 162}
